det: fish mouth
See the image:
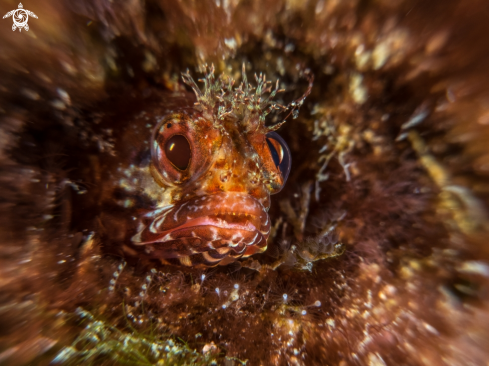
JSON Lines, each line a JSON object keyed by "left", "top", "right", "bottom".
{"left": 132, "top": 192, "right": 270, "bottom": 261}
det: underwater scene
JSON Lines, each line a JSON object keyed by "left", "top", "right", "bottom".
{"left": 1, "top": 0, "right": 489, "bottom": 365}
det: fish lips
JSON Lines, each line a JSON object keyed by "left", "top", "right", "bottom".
{"left": 132, "top": 192, "right": 270, "bottom": 258}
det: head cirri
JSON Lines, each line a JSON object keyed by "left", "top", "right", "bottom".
{"left": 131, "top": 64, "right": 313, "bottom": 267}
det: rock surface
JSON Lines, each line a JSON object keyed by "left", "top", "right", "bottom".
{"left": 1, "top": 0, "right": 489, "bottom": 365}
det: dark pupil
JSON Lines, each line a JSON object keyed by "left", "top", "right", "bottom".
{"left": 165, "top": 135, "right": 191, "bottom": 170}
{"left": 266, "top": 138, "right": 281, "bottom": 167}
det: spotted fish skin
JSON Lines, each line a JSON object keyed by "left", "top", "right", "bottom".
{"left": 131, "top": 102, "right": 278, "bottom": 266}
{"left": 96, "top": 67, "right": 310, "bottom": 267}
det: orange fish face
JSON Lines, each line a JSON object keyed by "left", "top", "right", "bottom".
{"left": 132, "top": 112, "right": 292, "bottom": 266}
{"left": 129, "top": 66, "right": 311, "bottom": 267}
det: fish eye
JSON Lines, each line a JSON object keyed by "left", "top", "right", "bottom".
{"left": 151, "top": 114, "right": 221, "bottom": 187}
{"left": 266, "top": 131, "right": 291, "bottom": 187}
{"left": 266, "top": 137, "right": 284, "bottom": 166}
{"left": 165, "top": 134, "right": 191, "bottom": 170}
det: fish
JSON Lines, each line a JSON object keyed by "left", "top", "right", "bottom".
{"left": 96, "top": 65, "right": 312, "bottom": 267}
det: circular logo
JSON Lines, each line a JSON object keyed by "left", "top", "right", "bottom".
{"left": 12, "top": 9, "right": 28, "bottom": 28}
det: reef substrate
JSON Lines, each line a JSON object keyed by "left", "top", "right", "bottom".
{"left": 1, "top": 0, "right": 489, "bottom": 365}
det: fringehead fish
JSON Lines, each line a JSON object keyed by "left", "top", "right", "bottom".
{"left": 96, "top": 65, "right": 312, "bottom": 267}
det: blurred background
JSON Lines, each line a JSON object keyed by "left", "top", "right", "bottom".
{"left": 1, "top": 0, "right": 489, "bottom": 365}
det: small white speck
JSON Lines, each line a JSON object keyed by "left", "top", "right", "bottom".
{"left": 423, "top": 322, "right": 439, "bottom": 335}
{"left": 459, "top": 261, "right": 489, "bottom": 277}
{"left": 57, "top": 88, "right": 71, "bottom": 105}
{"left": 224, "top": 38, "right": 237, "bottom": 50}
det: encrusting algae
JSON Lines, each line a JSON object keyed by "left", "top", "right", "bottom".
{"left": 1, "top": 0, "right": 489, "bottom": 365}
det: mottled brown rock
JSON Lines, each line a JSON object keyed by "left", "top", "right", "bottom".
{"left": 1, "top": 0, "right": 489, "bottom": 365}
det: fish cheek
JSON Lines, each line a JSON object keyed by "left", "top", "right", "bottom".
{"left": 191, "top": 123, "right": 222, "bottom": 175}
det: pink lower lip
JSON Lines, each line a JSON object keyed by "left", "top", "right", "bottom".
{"left": 160, "top": 216, "right": 258, "bottom": 236}
{"left": 132, "top": 192, "right": 271, "bottom": 247}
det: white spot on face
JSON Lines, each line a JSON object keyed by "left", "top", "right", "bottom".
{"left": 236, "top": 245, "right": 246, "bottom": 254}
{"left": 202, "top": 252, "right": 222, "bottom": 263}
{"left": 161, "top": 233, "right": 174, "bottom": 242}
{"left": 150, "top": 208, "right": 172, "bottom": 229}
{"left": 147, "top": 206, "right": 172, "bottom": 218}
{"left": 228, "top": 238, "right": 241, "bottom": 248}
{"left": 248, "top": 232, "right": 259, "bottom": 245}
{"left": 150, "top": 218, "right": 162, "bottom": 234}
{"left": 230, "top": 233, "right": 242, "bottom": 242}
{"left": 173, "top": 202, "right": 188, "bottom": 221}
